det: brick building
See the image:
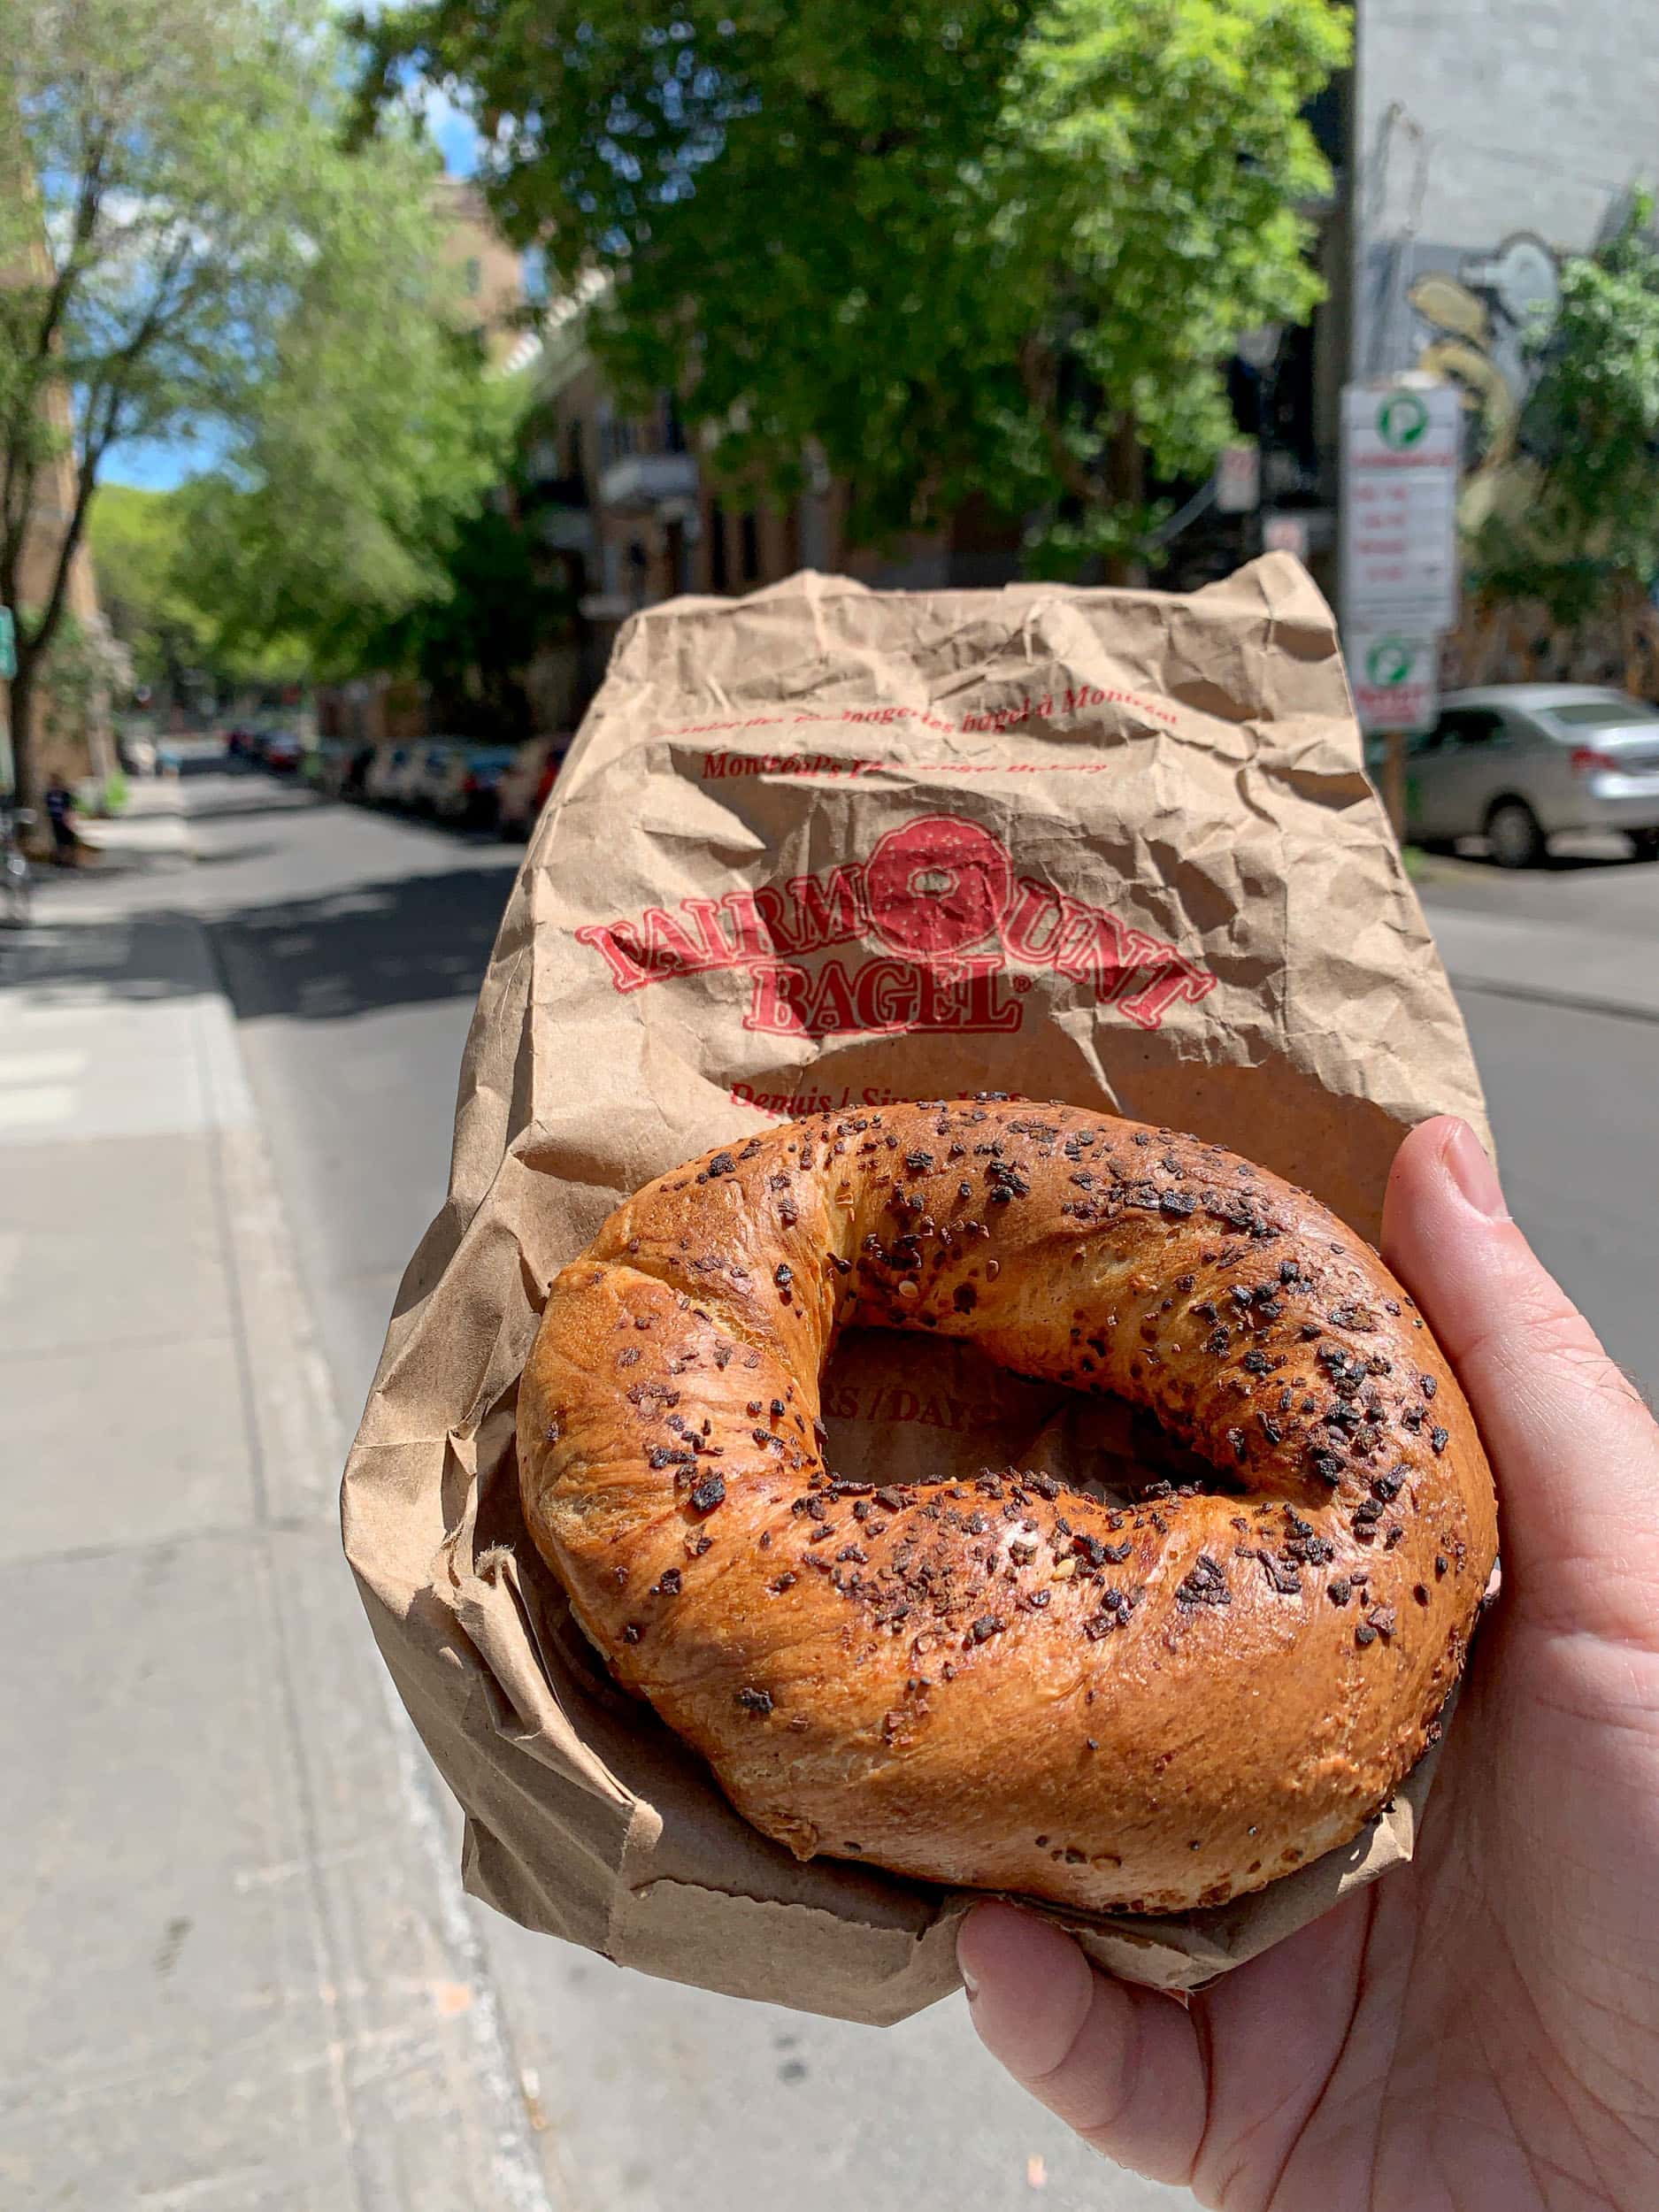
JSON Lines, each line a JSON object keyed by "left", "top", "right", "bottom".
{"left": 515, "top": 288, "right": 1026, "bottom": 722}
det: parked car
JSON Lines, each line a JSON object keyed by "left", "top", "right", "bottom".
{"left": 497, "top": 737, "right": 569, "bottom": 840}
{"left": 442, "top": 744, "right": 518, "bottom": 827}
{"left": 403, "top": 741, "right": 468, "bottom": 816}
{"left": 1403, "top": 685, "right": 1659, "bottom": 866}
{"left": 264, "top": 728, "right": 303, "bottom": 774}
{"left": 364, "top": 743, "right": 423, "bottom": 808}
{"left": 319, "top": 739, "right": 358, "bottom": 801}
{"left": 340, "top": 741, "right": 375, "bottom": 799}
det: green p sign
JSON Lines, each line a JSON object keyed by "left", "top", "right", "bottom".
{"left": 0, "top": 608, "right": 14, "bottom": 682}
{"left": 1365, "top": 636, "right": 1416, "bottom": 688}
{"left": 1351, "top": 628, "right": 1440, "bottom": 738}
{"left": 1377, "top": 391, "right": 1430, "bottom": 450}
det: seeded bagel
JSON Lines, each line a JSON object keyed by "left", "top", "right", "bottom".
{"left": 518, "top": 1099, "right": 1497, "bottom": 1916}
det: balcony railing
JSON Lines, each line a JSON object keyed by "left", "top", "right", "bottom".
{"left": 598, "top": 450, "right": 700, "bottom": 511}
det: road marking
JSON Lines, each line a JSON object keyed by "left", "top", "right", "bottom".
{"left": 0, "top": 1082, "right": 79, "bottom": 1131}
{"left": 0, "top": 1048, "right": 87, "bottom": 1086}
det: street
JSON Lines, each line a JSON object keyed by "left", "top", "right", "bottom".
{"left": 6, "top": 760, "right": 1656, "bottom": 2212}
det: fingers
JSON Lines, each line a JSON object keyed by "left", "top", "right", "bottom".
{"left": 957, "top": 1902, "right": 1208, "bottom": 2187}
{"left": 1382, "top": 1117, "right": 1659, "bottom": 1632}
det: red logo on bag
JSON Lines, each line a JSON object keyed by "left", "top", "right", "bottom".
{"left": 575, "top": 814, "right": 1215, "bottom": 1037}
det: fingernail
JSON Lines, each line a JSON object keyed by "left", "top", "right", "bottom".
{"left": 960, "top": 1963, "right": 979, "bottom": 2002}
{"left": 1444, "top": 1120, "right": 1508, "bottom": 1222}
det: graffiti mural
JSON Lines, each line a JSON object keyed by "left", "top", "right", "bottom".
{"left": 1406, "top": 233, "right": 1562, "bottom": 480}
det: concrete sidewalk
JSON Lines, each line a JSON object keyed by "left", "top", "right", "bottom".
{"left": 0, "top": 788, "right": 551, "bottom": 2210}
{"left": 1425, "top": 899, "right": 1659, "bottom": 1024}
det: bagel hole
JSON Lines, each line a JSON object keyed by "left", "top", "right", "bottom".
{"left": 818, "top": 1331, "right": 1241, "bottom": 1504}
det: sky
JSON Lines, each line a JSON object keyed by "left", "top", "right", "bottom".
{"left": 104, "top": 81, "right": 484, "bottom": 492}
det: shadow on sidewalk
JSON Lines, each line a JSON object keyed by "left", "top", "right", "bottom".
{"left": 2, "top": 864, "right": 519, "bottom": 1022}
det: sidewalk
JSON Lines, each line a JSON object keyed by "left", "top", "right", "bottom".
{"left": 1424, "top": 899, "right": 1659, "bottom": 1024}
{"left": 0, "top": 785, "right": 551, "bottom": 2210}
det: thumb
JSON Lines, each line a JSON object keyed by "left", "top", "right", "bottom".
{"left": 1382, "top": 1116, "right": 1659, "bottom": 1638}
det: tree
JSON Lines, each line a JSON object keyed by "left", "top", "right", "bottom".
{"left": 0, "top": 0, "right": 496, "bottom": 798}
{"left": 35, "top": 606, "right": 134, "bottom": 764}
{"left": 172, "top": 176, "right": 521, "bottom": 682}
{"left": 87, "top": 483, "right": 213, "bottom": 698}
{"left": 1473, "top": 196, "right": 1659, "bottom": 672}
{"left": 359, "top": 0, "right": 1348, "bottom": 575}
{"left": 368, "top": 491, "right": 576, "bottom": 737}
{"left": 0, "top": 0, "right": 301, "bottom": 793}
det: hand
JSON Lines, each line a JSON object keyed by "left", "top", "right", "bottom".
{"left": 959, "top": 1117, "right": 1659, "bottom": 2210}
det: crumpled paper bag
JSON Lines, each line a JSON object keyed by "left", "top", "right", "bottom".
{"left": 342, "top": 556, "right": 1487, "bottom": 2020}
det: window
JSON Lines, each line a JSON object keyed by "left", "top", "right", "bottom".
{"left": 1547, "top": 698, "right": 1659, "bottom": 729}
{"left": 464, "top": 256, "right": 482, "bottom": 297}
{"left": 598, "top": 411, "right": 638, "bottom": 468}
{"left": 710, "top": 502, "right": 729, "bottom": 593}
{"left": 740, "top": 511, "right": 760, "bottom": 583}
{"left": 1434, "top": 709, "right": 1505, "bottom": 749}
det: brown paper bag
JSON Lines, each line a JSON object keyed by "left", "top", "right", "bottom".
{"left": 342, "top": 555, "right": 1488, "bottom": 2022}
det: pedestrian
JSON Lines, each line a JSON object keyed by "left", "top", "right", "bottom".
{"left": 42, "top": 772, "right": 81, "bottom": 865}
{"left": 959, "top": 1115, "right": 1659, "bottom": 2211}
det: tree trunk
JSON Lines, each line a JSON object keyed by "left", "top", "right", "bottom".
{"left": 6, "top": 657, "right": 38, "bottom": 809}
{"left": 1102, "top": 417, "right": 1147, "bottom": 588}
{"left": 1616, "top": 577, "right": 1651, "bottom": 697}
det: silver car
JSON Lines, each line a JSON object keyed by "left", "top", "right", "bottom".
{"left": 1405, "top": 685, "right": 1659, "bottom": 866}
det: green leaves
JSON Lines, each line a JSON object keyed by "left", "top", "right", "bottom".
{"left": 173, "top": 138, "right": 521, "bottom": 678}
{"left": 364, "top": 0, "right": 1347, "bottom": 566}
{"left": 1475, "top": 193, "right": 1659, "bottom": 625}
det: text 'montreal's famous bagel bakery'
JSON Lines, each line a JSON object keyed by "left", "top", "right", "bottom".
{"left": 518, "top": 1096, "right": 1497, "bottom": 1918}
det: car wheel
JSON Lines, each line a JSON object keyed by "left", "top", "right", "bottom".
{"left": 1486, "top": 798, "right": 1546, "bottom": 870}
{"left": 1631, "top": 829, "right": 1659, "bottom": 864}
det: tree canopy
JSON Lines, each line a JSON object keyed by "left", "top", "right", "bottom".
{"left": 172, "top": 163, "right": 522, "bottom": 683}
{"left": 87, "top": 484, "right": 215, "bottom": 694}
{"left": 360, "top": 0, "right": 1348, "bottom": 572}
{"left": 0, "top": 0, "right": 516, "bottom": 791}
{"left": 1475, "top": 197, "right": 1659, "bottom": 635}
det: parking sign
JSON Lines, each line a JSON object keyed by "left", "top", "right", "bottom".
{"left": 1350, "top": 630, "right": 1440, "bottom": 738}
{"left": 1341, "top": 383, "right": 1463, "bottom": 634}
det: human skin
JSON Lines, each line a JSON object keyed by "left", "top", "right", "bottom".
{"left": 959, "top": 1116, "right": 1659, "bottom": 2212}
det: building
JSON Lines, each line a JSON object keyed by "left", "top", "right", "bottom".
{"left": 430, "top": 174, "right": 533, "bottom": 372}
{"left": 515, "top": 283, "right": 1029, "bottom": 720}
{"left": 342, "top": 9, "right": 1659, "bottom": 749}
{"left": 1345, "top": 0, "right": 1659, "bottom": 682}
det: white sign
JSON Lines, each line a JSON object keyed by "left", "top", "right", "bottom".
{"left": 1215, "top": 442, "right": 1260, "bottom": 515}
{"left": 1341, "top": 382, "right": 1462, "bottom": 632}
{"left": 1350, "top": 630, "right": 1440, "bottom": 737}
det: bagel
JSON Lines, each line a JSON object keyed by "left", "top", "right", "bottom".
{"left": 518, "top": 1099, "right": 1497, "bottom": 1916}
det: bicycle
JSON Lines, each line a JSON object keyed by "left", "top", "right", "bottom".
{"left": 2, "top": 807, "right": 35, "bottom": 926}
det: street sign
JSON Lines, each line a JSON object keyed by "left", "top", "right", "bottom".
{"left": 1350, "top": 630, "right": 1440, "bottom": 738}
{"left": 1263, "top": 512, "right": 1310, "bottom": 561}
{"left": 1215, "top": 442, "right": 1261, "bottom": 515}
{"left": 0, "top": 608, "right": 14, "bottom": 681}
{"left": 1341, "top": 382, "right": 1462, "bottom": 633}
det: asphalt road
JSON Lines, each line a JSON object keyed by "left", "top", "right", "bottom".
{"left": 177, "top": 764, "right": 1658, "bottom": 2210}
